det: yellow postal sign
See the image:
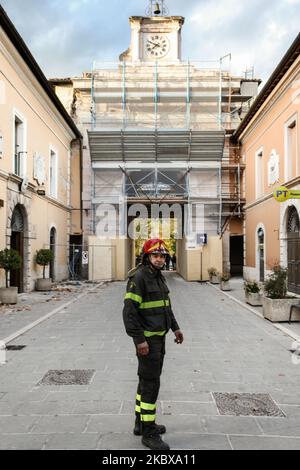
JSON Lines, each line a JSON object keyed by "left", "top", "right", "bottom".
{"left": 273, "top": 186, "right": 300, "bottom": 202}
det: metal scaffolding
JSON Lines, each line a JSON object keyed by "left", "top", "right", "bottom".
{"left": 88, "top": 58, "right": 254, "bottom": 236}
{"left": 90, "top": 59, "right": 254, "bottom": 132}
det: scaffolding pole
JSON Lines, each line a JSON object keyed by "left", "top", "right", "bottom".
{"left": 154, "top": 61, "right": 158, "bottom": 129}
{"left": 122, "top": 61, "right": 126, "bottom": 130}
{"left": 218, "top": 60, "right": 222, "bottom": 131}
{"left": 91, "top": 61, "right": 96, "bottom": 131}
{"left": 237, "top": 163, "right": 241, "bottom": 216}
{"left": 186, "top": 60, "right": 191, "bottom": 129}
{"left": 218, "top": 163, "right": 222, "bottom": 235}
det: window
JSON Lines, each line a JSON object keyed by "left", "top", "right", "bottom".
{"left": 14, "top": 114, "right": 26, "bottom": 177}
{"left": 285, "top": 116, "right": 297, "bottom": 181}
{"left": 49, "top": 148, "right": 58, "bottom": 198}
{"left": 255, "top": 148, "right": 263, "bottom": 199}
{"left": 257, "top": 227, "right": 265, "bottom": 282}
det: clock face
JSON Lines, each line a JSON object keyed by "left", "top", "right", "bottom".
{"left": 145, "top": 35, "right": 170, "bottom": 59}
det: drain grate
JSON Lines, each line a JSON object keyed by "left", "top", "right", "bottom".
{"left": 213, "top": 392, "right": 286, "bottom": 417}
{"left": 38, "top": 369, "right": 95, "bottom": 386}
{"left": 6, "top": 345, "right": 26, "bottom": 351}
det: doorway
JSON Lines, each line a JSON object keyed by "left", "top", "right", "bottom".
{"left": 10, "top": 205, "right": 25, "bottom": 293}
{"left": 257, "top": 228, "right": 265, "bottom": 282}
{"left": 230, "top": 235, "right": 243, "bottom": 276}
{"left": 287, "top": 206, "right": 300, "bottom": 294}
{"left": 50, "top": 227, "right": 56, "bottom": 281}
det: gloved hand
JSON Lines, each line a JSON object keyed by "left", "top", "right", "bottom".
{"left": 174, "top": 330, "right": 184, "bottom": 344}
{"left": 137, "top": 341, "right": 149, "bottom": 356}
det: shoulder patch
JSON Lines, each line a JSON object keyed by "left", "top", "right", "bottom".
{"left": 128, "top": 263, "right": 142, "bottom": 278}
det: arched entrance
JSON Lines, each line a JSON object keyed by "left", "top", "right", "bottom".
{"left": 49, "top": 227, "right": 56, "bottom": 281}
{"left": 287, "top": 205, "right": 300, "bottom": 294}
{"left": 10, "top": 205, "right": 26, "bottom": 293}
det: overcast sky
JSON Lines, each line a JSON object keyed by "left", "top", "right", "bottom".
{"left": 1, "top": 0, "right": 300, "bottom": 86}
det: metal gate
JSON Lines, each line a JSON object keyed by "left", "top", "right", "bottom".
{"left": 287, "top": 206, "right": 300, "bottom": 294}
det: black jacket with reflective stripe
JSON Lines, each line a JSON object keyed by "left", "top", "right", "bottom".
{"left": 123, "top": 264, "right": 180, "bottom": 345}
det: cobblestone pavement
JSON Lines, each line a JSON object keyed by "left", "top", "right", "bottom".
{"left": 1, "top": 273, "right": 300, "bottom": 450}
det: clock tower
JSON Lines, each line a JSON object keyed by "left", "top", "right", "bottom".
{"left": 119, "top": 7, "right": 184, "bottom": 63}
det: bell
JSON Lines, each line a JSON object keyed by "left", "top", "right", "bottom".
{"left": 154, "top": 2, "right": 161, "bottom": 15}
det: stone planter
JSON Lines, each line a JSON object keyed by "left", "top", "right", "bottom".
{"left": 0, "top": 287, "right": 18, "bottom": 304}
{"left": 220, "top": 281, "right": 231, "bottom": 291}
{"left": 36, "top": 278, "right": 52, "bottom": 291}
{"left": 210, "top": 275, "right": 219, "bottom": 284}
{"left": 245, "top": 292, "right": 262, "bottom": 306}
{"left": 262, "top": 296, "right": 300, "bottom": 322}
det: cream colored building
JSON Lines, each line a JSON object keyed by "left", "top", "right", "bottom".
{"left": 0, "top": 6, "right": 82, "bottom": 292}
{"left": 52, "top": 3, "right": 260, "bottom": 282}
{"left": 233, "top": 34, "right": 300, "bottom": 294}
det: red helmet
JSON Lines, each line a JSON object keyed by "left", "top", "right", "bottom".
{"left": 142, "top": 239, "right": 169, "bottom": 255}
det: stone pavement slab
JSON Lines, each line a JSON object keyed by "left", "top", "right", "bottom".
{"left": 228, "top": 435, "right": 300, "bottom": 450}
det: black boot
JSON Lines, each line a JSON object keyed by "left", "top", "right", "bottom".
{"left": 141, "top": 424, "right": 170, "bottom": 451}
{"left": 133, "top": 416, "right": 166, "bottom": 436}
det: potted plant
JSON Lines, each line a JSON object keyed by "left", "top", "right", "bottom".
{"left": 208, "top": 267, "right": 219, "bottom": 284}
{"left": 220, "top": 272, "right": 231, "bottom": 291}
{"left": 35, "top": 249, "right": 54, "bottom": 291}
{"left": 262, "top": 265, "right": 298, "bottom": 322}
{"left": 244, "top": 280, "right": 262, "bottom": 306}
{"left": 0, "top": 248, "right": 22, "bottom": 304}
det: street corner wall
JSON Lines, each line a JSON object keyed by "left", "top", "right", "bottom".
{"left": 88, "top": 236, "right": 129, "bottom": 281}
{"left": 177, "top": 236, "right": 223, "bottom": 281}
{"left": 203, "top": 236, "right": 223, "bottom": 279}
{"left": 187, "top": 236, "right": 223, "bottom": 281}
{"left": 114, "top": 237, "right": 131, "bottom": 281}
{"left": 176, "top": 237, "right": 187, "bottom": 280}
{"left": 245, "top": 197, "right": 280, "bottom": 277}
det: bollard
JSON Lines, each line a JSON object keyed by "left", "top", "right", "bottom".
{"left": 0, "top": 341, "right": 6, "bottom": 365}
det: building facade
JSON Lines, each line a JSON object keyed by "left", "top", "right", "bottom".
{"left": 234, "top": 34, "right": 300, "bottom": 293}
{"left": 0, "top": 6, "right": 82, "bottom": 292}
{"left": 51, "top": 3, "right": 260, "bottom": 281}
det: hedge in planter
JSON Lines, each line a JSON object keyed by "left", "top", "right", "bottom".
{"left": 0, "top": 248, "right": 22, "bottom": 304}
{"left": 35, "top": 249, "right": 54, "bottom": 291}
{"left": 208, "top": 267, "right": 219, "bottom": 284}
{"left": 263, "top": 265, "right": 298, "bottom": 322}
{"left": 244, "top": 280, "right": 262, "bottom": 306}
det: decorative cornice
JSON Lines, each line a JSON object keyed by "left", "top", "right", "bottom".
{"left": 233, "top": 33, "right": 300, "bottom": 142}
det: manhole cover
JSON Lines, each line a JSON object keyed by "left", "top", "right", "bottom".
{"left": 6, "top": 345, "right": 26, "bottom": 351}
{"left": 213, "top": 393, "right": 285, "bottom": 417}
{"left": 38, "top": 369, "right": 95, "bottom": 386}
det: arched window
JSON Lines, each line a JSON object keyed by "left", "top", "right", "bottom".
{"left": 287, "top": 206, "right": 300, "bottom": 234}
{"left": 258, "top": 227, "right": 264, "bottom": 245}
{"left": 11, "top": 205, "right": 24, "bottom": 232}
{"left": 257, "top": 227, "right": 265, "bottom": 282}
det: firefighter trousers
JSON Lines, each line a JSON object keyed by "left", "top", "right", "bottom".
{"left": 135, "top": 335, "right": 166, "bottom": 425}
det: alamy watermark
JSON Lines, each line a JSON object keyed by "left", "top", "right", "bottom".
{"left": 94, "top": 201, "right": 207, "bottom": 246}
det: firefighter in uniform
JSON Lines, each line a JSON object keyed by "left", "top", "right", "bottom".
{"left": 123, "top": 239, "right": 184, "bottom": 450}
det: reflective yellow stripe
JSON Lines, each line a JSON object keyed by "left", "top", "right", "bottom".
{"left": 135, "top": 405, "right": 141, "bottom": 413}
{"left": 136, "top": 394, "right": 141, "bottom": 402}
{"left": 140, "top": 299, "right": 170, "bottom": 309}
{"left": 148, "top": 242, "right": 160, "bottom": 252}
{"left": 125, "top": 292, "right": 142, "bottom": 304}
{"left": 140, "top": 402, "right": 156, "bottom": 411}
{"left": 144, "top": 331, "right": 166, "bottom": 337}
{"left": 141, "top": 414, "right": 156, "bottom": 422}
